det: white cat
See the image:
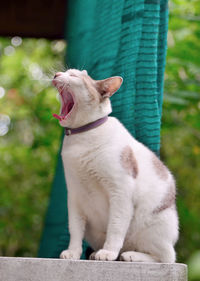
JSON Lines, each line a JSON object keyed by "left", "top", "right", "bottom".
{"left": 52, "top": 69, "right": 179, "bottom": 263}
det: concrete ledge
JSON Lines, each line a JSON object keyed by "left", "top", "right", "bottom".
{"left": 0, "top": 257, "right": 187, "bottom": 281}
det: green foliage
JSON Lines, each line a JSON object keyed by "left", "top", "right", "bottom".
{"left": 0, "top": 37, "right": 65, "bottom": 256}
{"left": 162, "top": 0, "right": 200, "bottom": 278}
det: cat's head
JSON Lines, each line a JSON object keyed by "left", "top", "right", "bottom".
{"left": 52, "top": 69, "right": 123, "bottom": 128}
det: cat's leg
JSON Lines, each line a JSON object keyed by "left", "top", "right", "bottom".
{"left": 121, "top": 244, "right": 175, "bottom": 263}
{"left": 155, "top": 243, "right": 176, "bottom": 263}
{"left": 146, "top": 241, "right": 176, "bottom": 263}
{"left": 120, "top": 251, "right": 158, "bottom": 262}
{"left": 141, "top": 209, "right": 177, "bottom": 263}
{"left": 120, "top": 244, "right": 175, "bottom": 263}
{"left": 60, "top": 190, "right": 85, "bottom": 260}
{"left": 121, "top": 208, "right": 177, "bottom": 263}
{"left": 120, "top": 244, "right": 176, "bottom": 263}
{"left": 94, "top": 185, "right": 134, "bottom": 261}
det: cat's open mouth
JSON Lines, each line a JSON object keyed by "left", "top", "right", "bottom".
{"left": 53, "top": 89, "right": 75, "bottom": 121}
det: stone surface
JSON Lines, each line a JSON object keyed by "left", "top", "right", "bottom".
{"left": 0, "top": 257, "right": 187, "bottom": 281}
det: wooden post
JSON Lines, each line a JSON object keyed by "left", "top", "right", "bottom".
{"left": 0, "top": 257, "right": 187, "bottom": 281}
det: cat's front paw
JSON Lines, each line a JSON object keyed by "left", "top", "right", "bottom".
{"left": 94, "top": 249, "right": 118, "bottom": 261}
{"left": 60, "top": 249, "right": 81, "bottom": 260}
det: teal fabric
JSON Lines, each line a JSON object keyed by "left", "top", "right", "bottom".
{"left": 38, "top": 0, "right": 169, "bottom": 258}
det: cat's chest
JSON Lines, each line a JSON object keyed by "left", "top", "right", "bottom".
{"left": 62, "top": 135, "right": 109, "bottom": 219}
{"left": 78, "top": 180, "right": 109, "bottom": 220}
{"left": 62, "top": 133, "right": 109, "bottom": 177}
{"left": 67, "top": 148, "right": 109, "bottom": 228}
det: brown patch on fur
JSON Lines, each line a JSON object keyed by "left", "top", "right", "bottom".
{"left": 82, "top": 76, "right": 100, "bottom": 103}
{"left": 120, "top": 146, "right": 138, "bottom": 178}
{"left": 153, "top": 182, "right": 176, "bottom": 214}
{"left": 152, "top": 154, "right": 168, "bottom": 180}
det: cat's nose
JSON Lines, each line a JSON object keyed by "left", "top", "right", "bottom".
{"left": 54, "top": 72, "right": 62, "bottom": 79}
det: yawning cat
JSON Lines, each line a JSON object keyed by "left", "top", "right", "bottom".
{"left": 52, "top": 69, "right": 179, "bottom": 262}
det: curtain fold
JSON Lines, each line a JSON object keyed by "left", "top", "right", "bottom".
{"left": 38, "top": 0, "right": 169, "bottom": 259}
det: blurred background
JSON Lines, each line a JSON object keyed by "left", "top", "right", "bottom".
{"left": 0, "top": 0, "right": 199, "bottom": 280}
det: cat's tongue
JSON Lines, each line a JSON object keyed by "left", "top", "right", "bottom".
{"left": 52, "top": 114, "right": 63, "bottom": 121}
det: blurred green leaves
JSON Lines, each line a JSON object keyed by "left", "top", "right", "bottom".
{"left": 188, "top": 251, "right": 200, "bottom": 281}
{"left": 0, "top": 37, "right": 65, "bottom": 256}
{"left": 162, "top": 0, "right": 200, "bottom": 278}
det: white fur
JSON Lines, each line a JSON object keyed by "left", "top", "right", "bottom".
{"left": 53, "top": 69, "right": 179, "bottom": 263}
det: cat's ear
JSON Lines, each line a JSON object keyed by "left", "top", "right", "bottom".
{"left": 96, "top": 76, "right": 123, "bottom": 99}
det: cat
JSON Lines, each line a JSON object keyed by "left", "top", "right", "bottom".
{"left": 52, "top": 69, "right": 179, "bottom": 263}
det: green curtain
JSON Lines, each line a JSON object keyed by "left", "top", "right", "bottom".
{"left": 38, "top": 0, "right": 169, "bottom": 258}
